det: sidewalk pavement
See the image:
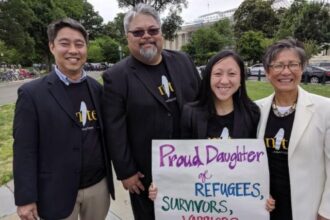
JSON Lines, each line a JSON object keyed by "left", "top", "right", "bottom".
{"left": 0, "top": 178, "right": 134, "bottom": 220}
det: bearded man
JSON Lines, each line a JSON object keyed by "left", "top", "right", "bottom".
{"left": 102, "top": 3, "right": 200, "bottom": 220}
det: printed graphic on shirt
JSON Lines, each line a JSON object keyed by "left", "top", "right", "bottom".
{"left": 208, "top": 127, "right": 231, "bottom": 139}
{"left": 264, "top": 110, "right": 294, "bottom": 155}
{"left": 207, "top": 113, "right": 234, "bottom": 139}
{"left": 220, "top": 127, "right": 230, "bottom": 139}
{"left": 75, "top": 101, "right": 98, "bottom": 131}
{"left": 264, "top": 128, "right": 289, "bottom": 154}
{"left": 157, "top": 75, "right": 176, "bottom": 103}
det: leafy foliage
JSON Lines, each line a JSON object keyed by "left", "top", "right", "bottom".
{"left": 303, "top": 40, "right": 319, "bottom": 60}
{"left": 103, "top": 13, "right": 127, "bottom": 45}
{"left": 88, "top": 37, "right": 121, "bottom": 63}
{"left": 161, "top": 10, "right": 183, "bottom": 41}
{"left": 211, "top": 19, "right": 235, "bottom": 48}
{"left": 79, "top": 1, "right": 104, "bottom": 40}
{"left": 236, "top": 31, "right": 272, "bottom": 64}
{"left": 182, "top": 27, "right": 223, "bottom": 65}
{"left": 0, "top": 0, "right": 36, "bottom": 65}
{"left": 276, "top": 0, "right": 330, "bottom": 45}
{"left": 0, "top": 40, "right": 21, "bottom": 64}
{"left": 0, "top": 0, "right": 104, "bottom": 66}
{"left": 275, "top": 0, "right": 306, "bottom": 39}
{"left": 234, "top": 0, "right": 280, "bottom": 38}
{"left": 293, "top": 2, "right": 330, "bottom": 44}
{"left": 182, "top": 18, "right": 235, "bottom": 65}
{"left": 88, "top": 42, "right": 105, "bottom": 62}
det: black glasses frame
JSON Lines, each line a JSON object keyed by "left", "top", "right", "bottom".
{"left": 269, "top": 62, "right": 302, "bottom": 73}
{"left": 128, "top": 28, "right": 160, "bottom": 37}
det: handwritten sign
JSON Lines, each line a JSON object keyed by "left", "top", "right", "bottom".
{"left": 152, "top": 139, "right": 269, "bottom": 220}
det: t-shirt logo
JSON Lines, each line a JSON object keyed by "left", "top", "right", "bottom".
{"left": 158, "top": 75, "right": 174, "bottom": 98}
{"left": 80, "top": 101, "right": 87, "bottom": 126}
{"left": 220, "top": 127, "right": 229, "bottom": 139}
{"left": 274, "top": 128, "right": 285, "bottom": 150}
{"left": 75, "top": 101, "right": 98, "bottom": 127}
{"left": 264, "top": 128, "right": 288, "bottom": 152}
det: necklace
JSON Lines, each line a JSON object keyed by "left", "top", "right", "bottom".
{"left": 272, "top": 99, "right": 297, "bottom": 118}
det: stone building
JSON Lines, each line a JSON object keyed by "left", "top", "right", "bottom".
{"left": 163, "top": 0, "right": 293, "bottom": 51}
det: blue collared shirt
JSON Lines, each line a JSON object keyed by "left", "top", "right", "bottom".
{"left": 54, "top": 66, "right": 87, "bottom": 86}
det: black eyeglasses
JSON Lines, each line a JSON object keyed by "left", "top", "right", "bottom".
{"left": 128, "top": 28, "right": 160, "bottom": 37}
{"left": 269, "top": 62, "right": 301, "bottom": 73}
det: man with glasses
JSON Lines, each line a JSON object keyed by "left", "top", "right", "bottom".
{"left": 102, "top": 3, "right": 200, "bottom": 219}
{"left": 13, "top": 18, "right": 114, "bottom": 220}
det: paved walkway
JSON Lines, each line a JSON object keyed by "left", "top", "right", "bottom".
{"left": 0, "top": 177, "right": 134, "bottom": 220}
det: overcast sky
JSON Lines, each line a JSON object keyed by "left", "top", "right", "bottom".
{"left": 87, "top": 0, "right": 244, "bottom": 23}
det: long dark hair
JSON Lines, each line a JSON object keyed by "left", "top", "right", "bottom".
{"left": 196, "top": 50, "right": 260, "bottom": 130}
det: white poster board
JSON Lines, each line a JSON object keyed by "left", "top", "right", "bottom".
{"left": 152, "top": 139, "right": 269, "bottom": 220}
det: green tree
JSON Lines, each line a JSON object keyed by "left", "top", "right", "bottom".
{"left": 88, "top": 42, "right": 104, "bottom": 62}
{"left": 103, "top": 13, "right": 126, "bottom": 45}
{"left": 234, "top": 0, "right": 280, "bottom": 38}
{"left": 0, "top": 40, "right": 21, "bottom": 64}
{"left": 293, "top": 2, "right": 330, "bottom": 44}
{"left": 100, "top": 37, "right": 121, "bottom": 63}
{"left": 161, "top": 9, "right": 183, "bottom": 41}
{"left": 54, "top": 0, "right": 84, "bottom": 19}
{"left": 26, "top": 0, "right": 66, "bottom": 67}
{"left": 0, "top": 0, "right": 36, "bottom": 65}
{"left": 276, "top": 0, "right": 307, "bottom": 39}
{"left": 236, "top": 31, "right": 271, "bottom": 64}
{"left": 0, "top": 0, "right": 103, "bottom": 66}
{"left": 88, "top": 37, "right": 121, "bottom": 63}
{"left": 182, "top": 18, "right": 235, "bottom": 65}
{"left": 303, "top": 40, "right": 319, "bottom": 60}
{"left": 276, "top": 0, "right": 330, "bottom": 44}
{"left": 211, "top": 18, "right": 235, "bottom": 48}
{"left": 79, "top": 1, "right": 104, "bottom": 40}
{"left": 182, "top": 27, "right": 223, "bottom": 65}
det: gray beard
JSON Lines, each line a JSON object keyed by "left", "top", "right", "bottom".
{"left": 140, "top": 46, "right": 157, "bottom": 61}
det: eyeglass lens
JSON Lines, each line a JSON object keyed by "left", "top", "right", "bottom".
{"left": 129, "top": 28, "right": 160, "bottom": 37}
{"left": 272, "top": 63, "right": 301, "bottom": 72}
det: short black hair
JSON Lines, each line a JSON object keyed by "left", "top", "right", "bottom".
{"left": 47, "top": 18, "right": 88, "bottom": 43}
{"left": 263, "top": 37, "right": 307, "bottom": 71}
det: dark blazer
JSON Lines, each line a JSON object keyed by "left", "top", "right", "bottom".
{"left": 181, "top": 102, "right": 259, "bottom": 139}
{"left": 13, "top": 71, "right": 114, "bottom": 220}
{"left": 102, "top": 50, "right": 200, "bottom": 186}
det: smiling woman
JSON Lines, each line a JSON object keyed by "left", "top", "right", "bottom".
{"left": 256, "top": 38, "right": 330, "bottom": 220}
{"left": 181, "top": 50, "right": 260, "bottom": 140}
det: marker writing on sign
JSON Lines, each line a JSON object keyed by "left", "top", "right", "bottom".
{"left": 159, "top": 144, "right": 264, "bottom": 169}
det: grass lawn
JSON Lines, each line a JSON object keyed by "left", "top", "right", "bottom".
{"left": 246, "top": 81, "right": 330, "bottom": 100}
{"left": 0, "top": 81, "right": 329, "bottom": 186}
{"left": 0, "top": 104, "right": 14, "bottom": 185}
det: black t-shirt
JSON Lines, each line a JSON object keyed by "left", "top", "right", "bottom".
{"left": 144, "top": 61, "right": 181, "bottom": 138}
{"left": 65, "top": 81, "right": 105, "bottom": 189}
{"left": 207, "top": 111, "right": 234, "bottom": 139}
{"left": 264, "top": 109, "right": 295, "bottom": 220}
